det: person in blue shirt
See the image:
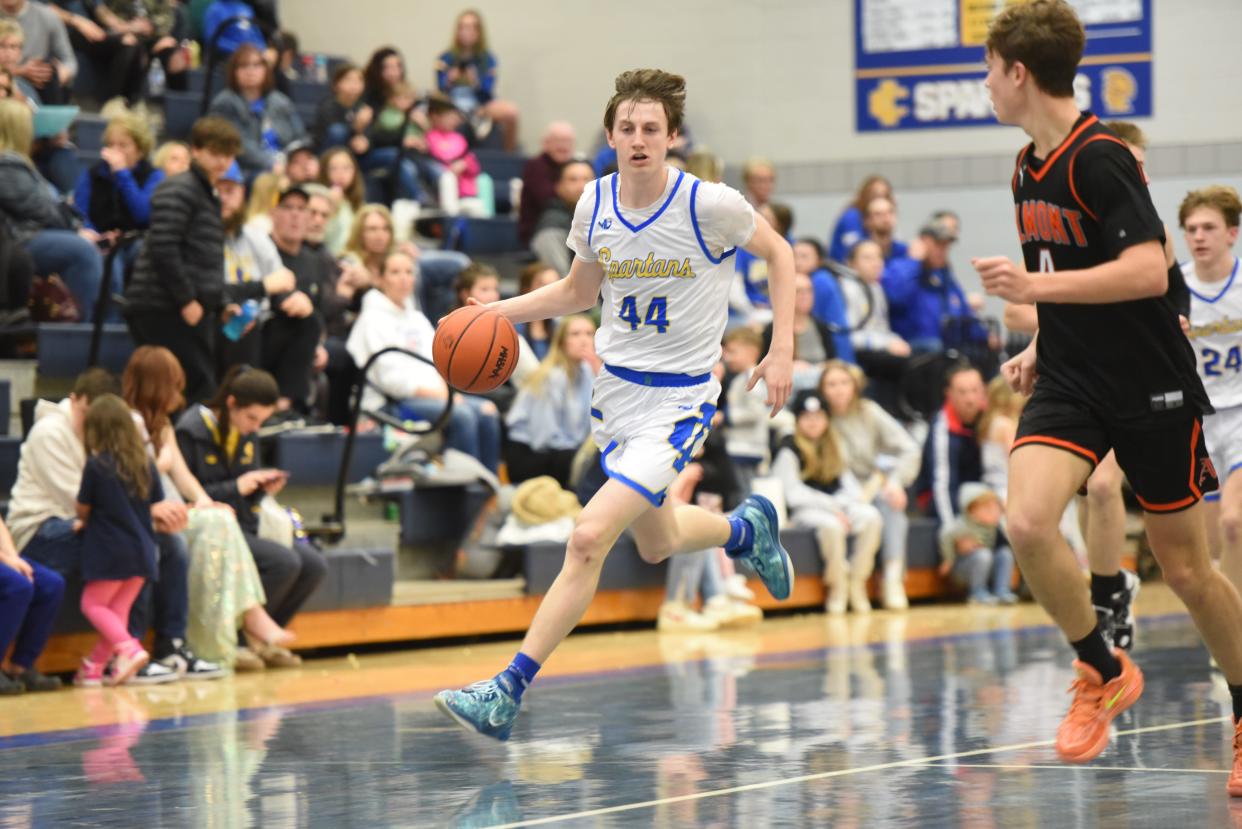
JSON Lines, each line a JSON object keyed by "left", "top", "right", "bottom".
{"left": 828, "top": 175, "right": 892, "bottom": 264}
{"left": 73, "top": 112, "right": 163, "bottom": 235}
{"left": 203, "top": 0, "right": 266, "bottom": 56}
{"left": 882, "top": 212, "right": 990, "bottom": 353}
{"left": 433, "top": 9, "right": 518, "bottom": 151}
{"left": 794, "top": 238, "right": 855, "bottom": 363}
{"left": 862, "top": 194, "right": 908, "bottom": 263}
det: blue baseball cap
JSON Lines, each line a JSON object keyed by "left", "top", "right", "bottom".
{"left": 220, "top": 161, "right": 244, "bottom": 185}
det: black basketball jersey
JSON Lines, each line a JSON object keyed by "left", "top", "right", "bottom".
{"left": 1012, "top": 112, "right": 1210, "bottom": 420}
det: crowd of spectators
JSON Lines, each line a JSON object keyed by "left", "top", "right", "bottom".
{"left": 0, "top": 0, "right": 1116, "bottom": 675}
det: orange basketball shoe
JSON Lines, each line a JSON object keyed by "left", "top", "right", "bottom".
{"left": 1228, "top": 719, "right": 1242, "bottom": 797}
{"left": 1055, "top": 649, "right": 1144, "bottom": 763}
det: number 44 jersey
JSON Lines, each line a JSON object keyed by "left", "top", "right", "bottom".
{"left": 1184, "top": 257, "right": 1242, "bottom": 409}
{"left": 568, "top": 168, "right": 757, "bottom": 376}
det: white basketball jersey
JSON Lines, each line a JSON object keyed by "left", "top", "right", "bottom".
{"left": 569, "top": 169, "right": 756, "bottom": 375}
{"left": 1184, "top": 257, "right": 1242, "bottom": 409}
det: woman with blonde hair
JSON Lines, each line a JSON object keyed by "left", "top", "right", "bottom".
{"left": 773, "top": 389, "right": 883, "bottom": 614}
{"left": 123, "top": 346, "right": 294, "bottom": 670}
{"left": 978, "top": 374, "right": 1027, "bottom": 505}
{"left": 318, "top": 147, "right": 365, "bottom": 255}
{"left": 243, "top": 170, "right": 287, "bottom": 237}
{"left": 505, "top": 315, "right": 598, "bottom": 487}
{"left": 73, "top": 110, "right": 161, "bottom": 237}
{"left": 434, "top": 9, "right": 519, "bottom": 151}
{"left": 0, "top": 99, "right": 106, "bottom": 319}
{"left": 819, "top": 359, "right": 920, "bottom": 609}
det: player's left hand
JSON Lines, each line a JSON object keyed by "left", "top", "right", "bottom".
{"left": 750, "top": 350, "right": 792, "bottom": 417}
{"left": 974, "top": 256, "right": 1035, "bottom": 305}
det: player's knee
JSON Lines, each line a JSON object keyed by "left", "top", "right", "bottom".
{"left": 1004, "top": 505, "right": 1058, "bottom": 553}
{"left": 1159, "top": 559, "right": 1201, "bottom": 598}
{"left": 1221, "top": 510, "right": 1242, "bottom": 547}
{"left": 566, "top": 522, "right": 609, "bottom": 568}
{"left": 1085, "top": 468, "right": 1122, "bottom": 505}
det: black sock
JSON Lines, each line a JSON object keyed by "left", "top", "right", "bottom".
{"left": 1090, "top": 571, "right": 1126, "bottom": 607}
{"left": 1229, "top": 684, "right": 1242, "bottom": 723}
{"left": 1071, "top": 625, "right": 1121, "bottom": 682}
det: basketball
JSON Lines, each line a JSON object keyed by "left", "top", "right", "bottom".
{"left": 433, "top": 305, "right": 520, "bottom": 394}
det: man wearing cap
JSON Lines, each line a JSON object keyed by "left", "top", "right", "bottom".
{"left": 883, "top": 211, "right": 992, "bottom": 354}
{"left": 284, "top": 139, "right": 320, "bottom": 186}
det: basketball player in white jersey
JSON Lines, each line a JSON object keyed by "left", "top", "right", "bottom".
{"left": 1180, "top": 186, "right": 1242, "bottom": 595}
{"left": 1000, "top": 121, "right": 1167, "bottom": 653}
{"left": 435, "top": 69, "right": 796, "bottom": 740}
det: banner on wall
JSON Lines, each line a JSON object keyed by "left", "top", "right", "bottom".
{"left": 855, "top": 0, "right": 1152, "bottom": 132}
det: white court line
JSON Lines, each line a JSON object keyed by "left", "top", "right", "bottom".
{"left": 931, "top": 763, "right": 1229, "bottom": 775}
{"left": 487, "top": 716, "right": 1231, "bottom": 829}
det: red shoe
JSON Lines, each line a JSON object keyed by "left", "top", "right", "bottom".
{"left": 1228, "top": 719, "right": 1242, "bottom": 797}
{"left": 1055, "top": 649, "right": 1144, "bottom": 763}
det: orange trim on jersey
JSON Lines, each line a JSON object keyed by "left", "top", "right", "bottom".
{"left": 1135, "top": 493, "right": 1197, "bottom": 513}
{"left": 1067, "top": 133, "right": 1131, "bottom": 222}
{"left": 1011, "top": 435, "right": 1100, "bottom": 466}
{"left": 1188, "top": 419, "right": 1203, "bottom": 500}
{"left": 1025, "top": 115, "right": 1099, "bottom": 183}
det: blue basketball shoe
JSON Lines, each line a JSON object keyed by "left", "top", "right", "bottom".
{"left": 728, "top": 494, "right": 794, "bottom": 600}
{"left": 435, "top": 678, "right": 521, "bottom": 741}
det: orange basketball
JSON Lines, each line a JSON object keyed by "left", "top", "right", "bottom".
{"left": 433, "top": 305, "right": 520, "bottom": 393}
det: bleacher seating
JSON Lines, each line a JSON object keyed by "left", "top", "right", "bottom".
{"left": 267, "top": 430, "right": 390, "bottom": 486}
{"left": 0, "top": 436, "right": 18, "bottom": 495}
{"left": 447, "top": 217, "right": 520, "bottom": 254}
{"left": 73, "top": 115, "right": 108, "bottom": 154}
{"left": 37, "top": 323, "right": 134, "bottom": 377}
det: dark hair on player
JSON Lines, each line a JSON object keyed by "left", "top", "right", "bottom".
{"left": 603, "top": 69, "right": 685, "bottom": 135}
{"left": 986, "top": 0, "right": 1085, "bottom": 98}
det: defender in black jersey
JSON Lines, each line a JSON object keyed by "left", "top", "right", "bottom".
{"left": 976, "top": 0, "right": 1242, "bottom": 790}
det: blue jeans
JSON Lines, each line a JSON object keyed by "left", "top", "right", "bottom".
{"left": 25, "top": 229, "right": 105, "bottom": 320}
{"left": 22, "top": 517, "right": 189, "bottom": 641}
{"left": 950, "top": 545, "right": 1015, "bottom": 601}
{"left": 417, "top": 250, "right": 471, "bottom": 324}
{"left": 320, "top": 122, "right": 352, "bottom": 151}
{"left": 361, "top": 146, "right": 423, "bottom": 203}
{"left": 395, "top": 395, "right": 500, "bottom": 472}
{"left": 0, "top": 559, "right": 65, "bottom": 669}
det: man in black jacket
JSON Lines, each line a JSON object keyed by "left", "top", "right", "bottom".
{"left": 125, "top": 117, "right": 286, "bottom": 404}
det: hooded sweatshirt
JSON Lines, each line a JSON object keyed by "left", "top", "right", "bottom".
{"left": 8, "top": 399, "right": 85, "bottom": 552}
{"left": 345, "top": 288, "right": 445, "bottom": 414}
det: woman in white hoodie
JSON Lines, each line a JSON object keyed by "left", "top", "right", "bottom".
{"left": 346, "top": 251, "right": 500, "bottom": 471}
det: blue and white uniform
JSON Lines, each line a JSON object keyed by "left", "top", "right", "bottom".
{"left": 567, "top": 167, "right": 756, "bottom": 505}
{"left": 1184, "top": 256, "right": 1242, "bottom": 495}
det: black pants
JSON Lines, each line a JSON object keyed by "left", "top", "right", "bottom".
{"left": 216, "top": 324, "right": 262, "bottom": 380}
{"left": 243, "top": 533, "right": 327, "bottom": 628}
{"left": 127, "top": 309, "right": 218, "bottom": 404}
{"left": 261, "top": 313, "right": 322, "bottom": 411}
{"left": 322, "top": 336, "right": 357, "bottom": 426}
{"left": 856, "top": 348, "right": 908, "bottom": 417}
{"left": 68, "top": 30, "right": 146, "bottom": 104}
{"left": 504, "top": 441, "right": 577, "bottom": 490}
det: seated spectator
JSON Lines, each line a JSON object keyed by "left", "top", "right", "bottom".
{"left": 518, "top": 121, "right": 575, "bottom": 245}
{"left": 978, "top": 374, "right": 1026, "bottom": 504}
{"left": 914, "top": 363, "right": 986, "bottom": 525}
{"left": 312, "top": 62, "right": 369, "bottom": 154}
{"left": 721, "top": 327, "right": 774, "bottom": 493}
{"left": 51, "top": 1, "right": 143, "bottom": 107}
{"left": 124, "top": 346, "right": 293, "bottom": 669}
{"left": 794, "top": 237, "right": 854, "bottom": 363}
{"left": 730, "top": 202, "right": 775, "bottom": 326}
{"left": 0, "top": 0, "right": 75, "bottom": 104}
{"left": 685, "top": 147, "right": 722, "bottom": 183}
{"left": 153, "top": 139, "right": 189, "bottom": 177}
{"left": 73, "top": 111, "right": 162, "bottom": 236}
{"left": 361, "top": 45, "right": 404, "bottom": 113}
{"left": 90, "top": 0, "right": 189, "bottom": 98}
{"left": 266, "top": 28, "right": 299, "bottom": 97}
{"left": 0, "top": 19, "right": 37, "bottom": 103}
{"left": 426, "top": 94, "right": 485, "bottom": 216}
{"left": 346, "top": 250, "right": 500, "bottom": 472}
{"left": 763, "top": 272, "right": 836, "bottom": 391}
{"left": 339, "top": 202, "right": 399, "bottom": 291}
{"left": 316, "top": 146, "right": 364, "bottom": 255}
{"left": 361, "top": 79, "right": 427, "bottom": 205}
{"left": 840, "top": 238, "right": 909, "bottom": 410}
{"left": 883, "top": 212, "right": 991, "bottom": 354}
{"left": 434, "top": 9, "right": 518, "bottom": 151}
{"left": 820, "top": 359, "right": 920, "bottom": 610}
{"left": 0, "top": 99, "right": 104, "bottom": 321}
{"left": 829, "top": 175, "right": 892, "bottom": 264}
{"left": 218, "top": 160, "right": 295, "bottom": 372}
{"left": 771, "top": 390, "right": 882, "bottom": 614}
{"left": 9, "top": 368, "right": 197, "bottom": 684}
{"left": 266, "top": 184, "right": 331, "bottom": 412}
{"left": 243, "top": 169, "right": 283, "bottom": 236}
{"left": 938, "top": 483, "right": 1017, "bottom": 604}
{"left": 454, "top": 261, "right": 537, "bottom": 386}
{"left": 862, "top": 195, "right": 907, "bottom": 262}
{"left": 124, "top": 117, "right": 259, "bottom": 403}
{"left": 515, "top": 262, "right": 559, "bottom": 361}
{"left": 741, "top": 157, "right": 775, "bottom": 211}
{"left": 284, "top": 139, "right": 318, "bottom": 185}
{"left": 203, "top": 0, "right": 266, "bottom": 58}
{"left": 504, "top": 314, "right": 597, "bottom": 488}
{"left": 529, "top": 156, "right": 592, "bottom": 276}
{"left": 208, "top": 42, "right": 306, "bottom": 179}
{"left": 0, "top": 512, "right": 64, "bottom": 693}
{"left": 177, "top": 366, "right": 325, "bottom": 667}
{"left": 301, "top": 183, "right": 355, "bottom": 425}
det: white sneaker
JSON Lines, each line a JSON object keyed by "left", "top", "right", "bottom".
{"left": 725, "top": 573, "right": 756, "bottom": 602}
{"left": 657, "top": 601, "right": 719, "bottom": 633}
{"left": 703, "top": 595, "right": 763, "bottom": 628}
{"left": 882, "top": 568, "right": 909, "bottom": 611}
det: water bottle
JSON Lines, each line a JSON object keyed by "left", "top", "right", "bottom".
{"left": 315, "top": 54, "right": 328, "bottom": 85}
{"left": 222, "top": 300, "right": 259, "bottom": 341}
{"left": 474, "top": 172, "right": 495, "bottom": 218}
{"left": 147, "top": 59, "right": 166, "bottom": 97}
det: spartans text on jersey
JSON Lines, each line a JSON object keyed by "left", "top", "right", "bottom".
{"left": 598, "top": 247, "right": 696, "bottom": 280}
